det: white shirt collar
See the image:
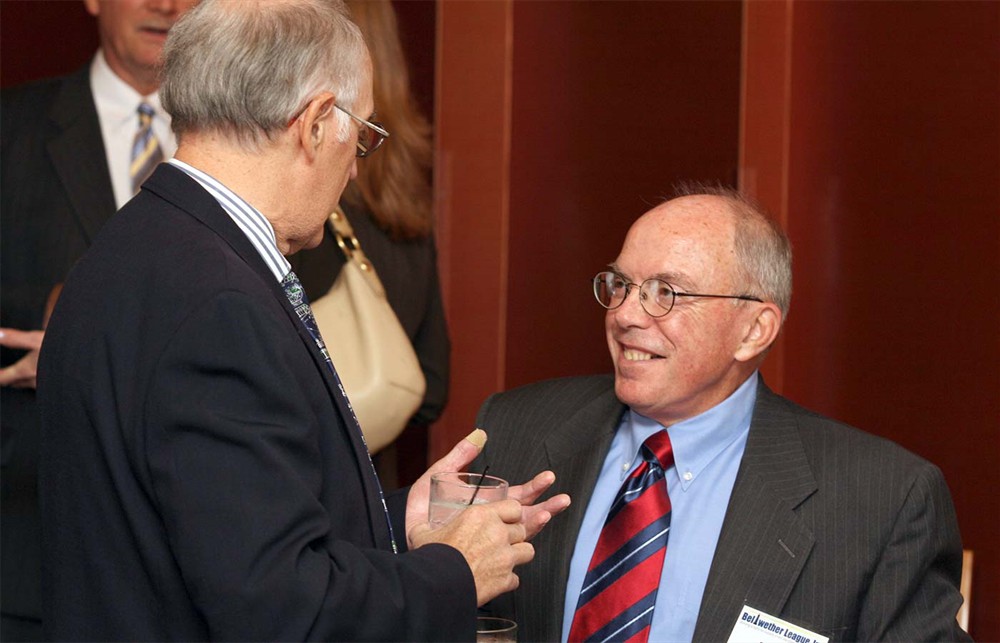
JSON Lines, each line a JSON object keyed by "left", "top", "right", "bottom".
{"left": 90, "top": 49, "right": 166, "bottom": 125}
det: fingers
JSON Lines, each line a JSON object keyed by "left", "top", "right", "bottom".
{"left": 0, "top": 328, "right": 44, "bottom": 351}
{"left": 491, "top": 498, "right": 524, "bottom": 524}
{"left": 0, "top": 353, "right": 39, "bottom": 389}
{"left": 523, "top": 494, "right": 572, "bottom": 541}
{"left": 505, "top": 518, "right": 527, "bottom": 546}
{"left": 510, "top": 541, "right": 535, "bottom": 567}
{"left": 0, "top": 365, "right": 27, "bottom": 388}
{"left": 425, "top": 428, "right": 487, "bottom": 478}
{"left": 509, "top": 470, "right": 556, "bottom": 504}
{"left": 407, "top": 522, "right": 433, "bottom": 548}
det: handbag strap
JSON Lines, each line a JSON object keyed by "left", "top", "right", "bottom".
{"left": 328, "top": 206, "right": 387, "bottom": 297}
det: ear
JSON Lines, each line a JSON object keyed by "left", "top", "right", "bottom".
{"left": 83, "top": 0, "right": 100, "bottom": 17}
{"left": 293, "top": 92, "right": 336, "bottom": 162}
{"left": 734, "top": 302, "right": 782, "bottom": 363}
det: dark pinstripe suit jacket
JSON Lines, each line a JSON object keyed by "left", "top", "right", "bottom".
{"left": 1, "top": 64, "right": 115, "bottom": 623}
{"left": 474, "top": 375, "right": 969, "bottom": 642}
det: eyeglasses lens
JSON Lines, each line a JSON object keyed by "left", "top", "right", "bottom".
{"left": 356, "top": 121, "right": 386, "bottom": 158}
{"left": 642, "top": 280, "right": 675, "bottom": 316}
{"left": 593, "top": 271, "right": 676, "bottom": 317}
{"left": 594, "top": 272, "right": 624, "bottom": 308}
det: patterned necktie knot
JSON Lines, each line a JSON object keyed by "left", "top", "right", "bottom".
{"left": 137, "top": 102, "right": 155, "bottom": 126}
{"left": 642, "top": 430, "right": 674, "bottom": 472}
{"left": 131, "top": 102, "right": 164, "bottom": 194}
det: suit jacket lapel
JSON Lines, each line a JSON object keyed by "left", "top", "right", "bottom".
{"left": 531, "top": 381, "right": 624, "bottom": 642}
{"left": 143, "top": 164, "right": 391, "bottom": 550}
{"left": 46, "top": 66, "right": 117, "bottom": 243}
{"left": 693, "top": 380, "right": 818, "bottom": 642}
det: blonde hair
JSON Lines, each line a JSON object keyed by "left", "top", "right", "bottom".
{"left": 342, "top": 0, "right": 433, "bottom": 240}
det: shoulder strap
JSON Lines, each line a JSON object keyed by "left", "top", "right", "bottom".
{"left": 328, "top": 206, "right": 387, "bottom": 297}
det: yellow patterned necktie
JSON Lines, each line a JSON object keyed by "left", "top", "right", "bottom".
{"left": 130, "top": 103, "right": 164, "bottom": 194}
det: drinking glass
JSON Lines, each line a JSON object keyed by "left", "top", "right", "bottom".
{"left": 428, "top": 472, "right": 509, "bottom": 528}
{"left": 476, "top": 617, "right": 517, "bottom": 642}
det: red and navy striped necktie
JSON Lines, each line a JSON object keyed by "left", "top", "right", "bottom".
{"left": 569, "top": 430, "right": 674, "bottom": 643}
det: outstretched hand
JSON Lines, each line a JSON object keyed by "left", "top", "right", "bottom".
{"left": 405, "top": 429, "right": 488, "bottom": 544}
{"left": 0, "top": 283, "right": 63, "bottom": 390}
{"left": 405, "top": 429, "right": 571, "bottom": 546}
{"left": 509, "top": 470, "right": 571, "bottom": 540}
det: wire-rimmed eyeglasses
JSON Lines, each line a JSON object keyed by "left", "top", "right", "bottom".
{"left": 333, "top": 105, "right": 389, "bottom": 158}
{"left": 593, "top": 270, "right": 763, "bottom": 318}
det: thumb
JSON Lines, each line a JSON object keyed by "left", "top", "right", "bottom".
{"left": 0, "top": 329, "right": 44, "bottom": 351}
{"left": 426, "top": 428, "right": 487, "bottom": 477}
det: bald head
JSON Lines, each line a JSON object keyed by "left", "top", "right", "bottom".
{"left": 603, "top": 189, "right": 789, "bottom": 426}
{"left": 633, "top": 190, "right": 792, "bottom": 318}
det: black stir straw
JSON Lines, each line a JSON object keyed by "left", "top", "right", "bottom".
{"left": 468, "top": 465, "right": 490, "bottom": 505}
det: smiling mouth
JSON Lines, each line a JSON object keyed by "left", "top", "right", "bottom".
{"left": 140, "top": 25, "right": 172, "bottom": 37}
{"left": 622, "top": 348, "right": 664, "bottom": 361}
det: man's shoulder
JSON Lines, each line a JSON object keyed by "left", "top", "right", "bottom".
{"left": 487, "top": 373, "right": 615, "bottom": 408}
{"left": 764, "top": 388, "right": 937, "bottom": 478}
{"left": 476, "top": 373, "right": 617, "bottom": 428}
{"left": 1, "top": 67, "right": 91, "bottom": 142}
{"left": 1, "top": 67, "right": 87, "bottom": 112}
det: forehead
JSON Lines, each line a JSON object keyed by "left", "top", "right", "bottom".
{"left": 615, "top": 196, "right": 738, "bottom": 287}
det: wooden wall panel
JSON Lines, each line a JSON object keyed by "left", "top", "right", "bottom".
{"left": 0, "top": 1, "right": 96, "bottom": 88}
{"left": 743, "top": 2, "right": 1000, "bottom": 638}
{"left": 505, "top": 0, "right": 743, "bottom": 389}
{"left": 432, "top": 1, "right": 513, "bottom": 458}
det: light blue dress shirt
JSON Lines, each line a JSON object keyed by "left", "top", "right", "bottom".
{"left": 562, "top": 372, "right": 758, "bottom": 643}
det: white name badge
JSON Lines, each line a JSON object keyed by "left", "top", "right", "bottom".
{"left": 727, "top": 605, "right": 829, "bottom": 643}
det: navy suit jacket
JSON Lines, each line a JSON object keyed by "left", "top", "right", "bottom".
{"left": 37, "top": 164, "right": 476, "bottom": 641}
{"left": 474, "top": 375, "right": 969, "bottom": 642}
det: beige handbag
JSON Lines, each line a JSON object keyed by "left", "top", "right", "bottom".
{"left": 310, "top": 208, "right": 426, "bottom": 453}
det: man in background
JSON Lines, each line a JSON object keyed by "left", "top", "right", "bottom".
{"left": 1, "top": 1, "right": 196, "bottom": 638}
{"left": 475, "top": 187, "right": 968, "bottom": 642}
{"left": 37, "top": 0, "right": 567, "bottom": 639}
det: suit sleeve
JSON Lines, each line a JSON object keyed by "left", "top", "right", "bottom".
{"left": 857, "top": 463, "right": 970, "bottom": 642}
{"left": 142, "top": 290, "right": 475, "bottom": 641}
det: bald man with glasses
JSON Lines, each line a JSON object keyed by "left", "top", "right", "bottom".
{"left": 473, "top": 186, "right": 969, "bottom": 643}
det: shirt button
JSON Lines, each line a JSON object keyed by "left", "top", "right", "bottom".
{"left": 622, "top": 463, "right": 630, "bottom": 472}
{"left": 683, "top": 471, "right": 693, "bottom": 482}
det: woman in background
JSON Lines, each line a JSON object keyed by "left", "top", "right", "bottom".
{"left": 290, "top": 0, "right": 449, "bottom": 487}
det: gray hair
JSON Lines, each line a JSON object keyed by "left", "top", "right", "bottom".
{"left": 161, "top": 0, "right": 368, "bottom": 149}
{"left": 672, "top": 183, "right": 793, "bottom": 320}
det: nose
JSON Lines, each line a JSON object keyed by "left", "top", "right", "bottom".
{"left": 613, "top": 285, "right": 651, "bottom": 328}
{"left": 147, "top": 0, "right": 192, "bottom": 16}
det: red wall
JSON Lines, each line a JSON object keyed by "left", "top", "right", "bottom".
{"left": 434, "top": 0, "right": 742, "bottom": 451}
{"left": 505, "top": 1, "right": 743, "bottom": 387}
{"left": 743, "top": 2, "right": 999, "bottom": 637}
{"left": 0, "top": 1, "right": 97, "bottom": 87}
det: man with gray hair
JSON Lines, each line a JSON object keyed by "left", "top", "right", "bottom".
{"left": 473, "top": 187, "right": 968, "bottom": 642}
{"left": 37, "top": 1, "right": 567, "bottom": 640}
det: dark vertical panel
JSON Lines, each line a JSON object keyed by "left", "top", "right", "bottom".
{"left": 0, "top": 1, "right": 97, "bottom": 87}
{"left": 779, "top": 2, "right": 999, "bottom": 638}
{"left": 740, "top": 0, "right": 793, "bottom": 391}
{"left": 391, "top": 0, "right": 436, "bottom": 121}
{"left": 432, "top": 1, "right": 512, "bottom": 458}
{"left": 504, "top": 0, "right": 743, "bottom": 389}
